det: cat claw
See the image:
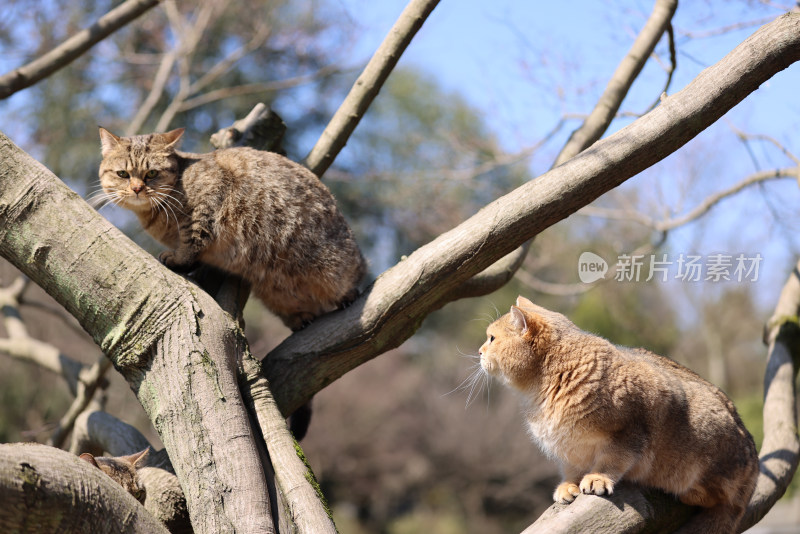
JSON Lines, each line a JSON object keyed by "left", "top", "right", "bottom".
{"left": 158, "top": 251, "right": 198, "bottom": 273}
{"left": 579, "top": 474, "right": 614, "bottom": 496}
{"left": 553, "top": 482, "right": 581, "bottom": 504}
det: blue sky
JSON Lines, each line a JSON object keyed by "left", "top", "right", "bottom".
{"left": 331, "top": 0, "right": 800, "bottom": 308}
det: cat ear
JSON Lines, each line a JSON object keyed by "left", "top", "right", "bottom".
{"left": 98, "top": 127, "right": 121, "bottom": 156}
{"left": 128, "top": 448, "right": 150, "bottom": 469}
{"left": 510, "top": 306, "right": 529, "bottom": 334}
{"left": 160, "top": 127, "right": 185, "bottom": 149}
{"left": 79, "top": 452, "right": 99, "bottom": 468}
{"left": 516, "top": 295, "right": 535, "bottom": 309}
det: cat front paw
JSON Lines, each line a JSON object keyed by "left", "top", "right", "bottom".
{"left": 579, "top": 473, "right": 615, "bottom": 496}
{"left": 158, "top": 250, "right": 198, "bottom": 273}
{"left": 553, "top": 482, "right": 581, "bottom": 504}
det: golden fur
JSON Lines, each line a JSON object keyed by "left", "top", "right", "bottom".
{"left": 479, "top": 296, "right": 758, "bottom": 533}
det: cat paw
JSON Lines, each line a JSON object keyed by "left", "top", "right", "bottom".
{"left": 553, "top": 482, "right": 581, "bottom": 504}
{"left": 158, "top": 251, "right": 197, "bottom": 273}
{"left": 579, "top": 474, "right": 615, "bottom": 496}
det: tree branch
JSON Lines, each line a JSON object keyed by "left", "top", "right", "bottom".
{"left": 264, "top": 12, "right": 800, "bottom": 416}
{"left": 0, "top": 443, "right": 169, "bottom": 533}
{"left": 0, "top": 0, "right": 161, "bottom": 100}
{"left": 304, "top": 0, "right": 440, "bottom": 177}
{"left": 0, "top": 134, "right": 275, "bottom": 533}
{"left": 553, "top": 0, "right": 678, "bottom": 166}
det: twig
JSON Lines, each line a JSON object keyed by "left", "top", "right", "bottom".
{"left": 579, "top": 168, "right": 798, "bottom": 231}
{"left": 553, "top": 0, "right": 678, "bottom": 167}
{"left": 48, "top": 355, "right": 113, "bottom": 448}
{"left": 0, "top": 0, "right": 161, "bottom": 100}
{"left": 304, "top": 0, "right": 441, "bottom": 177}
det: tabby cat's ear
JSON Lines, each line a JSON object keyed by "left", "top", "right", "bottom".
{"left": 127, "top": 448, "right": 150, "bottom": 469}
{"left": 160, "top": 127, "right": 185, "bottom": 149}
{"left": 98, "top": 127, "right": 121, "bottom": 156}
{"left": 79, "top": 452, "right": 99, "bottom": 467}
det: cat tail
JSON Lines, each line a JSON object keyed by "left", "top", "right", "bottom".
{"left": 289, "top": 400, "right": 313, "bottom": 441}
{"left": 673, "top": 503, "right": 742, "bottom": 534}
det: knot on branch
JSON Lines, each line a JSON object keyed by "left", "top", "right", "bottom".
{"left": 210, "top": 103, "right": 286, "bottom": 154}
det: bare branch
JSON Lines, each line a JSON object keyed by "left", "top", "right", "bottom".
{"left": 304, "top": 0, "right": 441, "bottom": 177}
{"left": 240, "top": 354, "right": 337, "bottom": 534}
{"left": 553, "top": 0, "right": 678, "bottom": 166}
{"left": 0, "top": 443, "right": 170, "bottom": 534}
{"left": 580, "top": 168, "right": 798, "bottom": 231}
{"left": 264, "top": 12, "right": 800, "bottom": 417}
{"left": 740, "top": 262, "right": 800, "bottom": 529}
{"left": 48, "top": 355, "right": 113, "bottom": 449}
{"left": 0, "top": 0, "right": 161, "bottom": 100}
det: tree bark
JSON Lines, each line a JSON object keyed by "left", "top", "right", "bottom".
{"left": 0, "top": 134, "right": 273, "bottom": 533}
{"left": 0, "top": 443, "right": 169, "bottom": 534}
{"left": 264, "top": 12, "right": 800, "bottom": 417}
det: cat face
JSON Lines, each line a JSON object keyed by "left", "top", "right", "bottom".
{"left": 479, "top": 296, "right": 553, "bottom": 390}
{"left": 97, "top": 128, "right": 184, "bottom": 213}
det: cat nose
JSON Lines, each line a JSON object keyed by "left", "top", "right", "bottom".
{"left": 131, "top": 183, "right": 144, "bottom": 194}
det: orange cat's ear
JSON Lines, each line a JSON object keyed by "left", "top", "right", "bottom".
{"left": 516, "top": 295, "right": 535, "bottom": 309}
{"left": 510, "top": 306, "right": 529, "bottom": 334}
{"left": 161, "top": 127, "right": 185, "bottom": 149}
{"left": 98, "top": 127, "right": 121, "bottom": 156}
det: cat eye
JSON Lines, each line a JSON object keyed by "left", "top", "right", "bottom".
{"left": 145, "top": 170, "right": 158, "bottom": 179}
{"left": 489, "top": 335, "right": 495, "bottom": 343}
{"left": 116, "top": 170, "right": 130, "bottom": 179}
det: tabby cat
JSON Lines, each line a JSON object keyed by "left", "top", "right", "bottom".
{"left": 80, "top": 449, "right": 149, "bottom": 503}
{"left": 478, "top": 296, "right": 758, "bottom": 534}
{"left": 96, "top": 127, "right": 366, "bottom": 331}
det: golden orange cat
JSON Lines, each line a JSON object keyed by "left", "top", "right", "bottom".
{"left": 479, "top": 296, "right": 758, "bottom": 534}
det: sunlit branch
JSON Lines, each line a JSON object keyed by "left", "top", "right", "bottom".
{"left": 0, "top": 0, "right": 161, "bottom": 100}
{"left": 553, "top": 0, "right": 678, "bottom": 166}
{"left": 304, "top": 0, "right": 441, "bottom": 177}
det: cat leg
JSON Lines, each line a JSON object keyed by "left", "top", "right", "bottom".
{"left": 159, "top": 210, "right": 215, "bottom": 272}
{"left": 579, "top": 448, "right": 639, "bottom": 497}
{"left": 553, "top": 463, "right": 583, "bottom": 504}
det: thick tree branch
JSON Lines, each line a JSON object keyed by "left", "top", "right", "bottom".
{"left": 265, "top": 12, "right": 800, "bottom": 416}
{"left": 0, "top": 443, "right": 169, "bottom": 534}
{"left": 304, "top": 0, "right": 440, "bottom": 177}
{"left": 0, "top": 134, "right": 274, "bottom": 533}
{"left": 553, "top": 0, "right": 678, "bottom": 166}
{"left": 0, "top": 0, "right": 161, "bottom": 100}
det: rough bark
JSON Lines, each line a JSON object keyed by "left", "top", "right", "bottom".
{"left": 0, "top": 134, "right": 273, "bottom": 533}
{"left": 264, "top": 12, "right": 800, "bottom": 417}
{"left": 0, "top": 443, "right": 169, "bottom": 534}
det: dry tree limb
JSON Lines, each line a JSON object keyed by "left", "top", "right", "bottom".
{"left": 47, "top": 355, "right": 113, "bottom": 448}
{"left": 69, "top": 408, "right": 191, "bottom": 533}
{"left": 264, "top": 12, "right": 800, "bottom": 418}
{"left": 553, "top": 0, "right": 678, "bottom": 166}
{"left": 579, "top": 167, "right": 799, "bottom": 231}
{"left": 239, "top": 354, "right": 336, "bottom": 534}
{"left": 0, "top": 443, "right": 170, "bottom": 534}
{"left": 0, "top": 0, "right": 161, "bottom": 100}
{"left": 740, "top": 262, "right": 800, "bottom": 529}
{"left": 304, "top": 0, "right": 441, "bottom": 177}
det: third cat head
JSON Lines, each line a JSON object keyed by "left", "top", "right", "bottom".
{"left": 479, "top": 296, "right": 573, "bottom": 391}
{"left": 97, "top": 127, "right": 185, "bottom": 212}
